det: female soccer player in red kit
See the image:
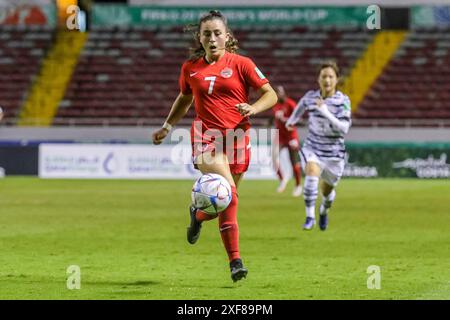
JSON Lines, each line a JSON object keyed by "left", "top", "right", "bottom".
{"left": 151, "top": 11, "right": 277, "bottom": 282}
{"left": 272, "top": 85, "right": 302, "bottom": 197}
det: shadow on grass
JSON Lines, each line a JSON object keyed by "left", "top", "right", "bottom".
{"left": 1, "top": 275, "right": 160, "bottom": 287}
{"left": 83, "top": 280, "right": 160, "bottom": 286}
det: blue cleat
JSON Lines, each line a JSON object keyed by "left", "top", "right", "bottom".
{"left": 303, "top": 217, "right": 315, "bottom": 230}
{"left": 319, "top": 204, "right": 329, "bottom": 231}
{"left": 319, "top": 214, "right": 328, "bottom": 231}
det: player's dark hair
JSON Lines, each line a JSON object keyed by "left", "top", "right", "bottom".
{"left": 185, "top": 10, "right": 239, "bottom": 61}
{"left": 318, "top": 60, "right": 340, "bottom": 78}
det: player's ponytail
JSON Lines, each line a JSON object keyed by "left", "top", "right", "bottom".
{"left": 185, "top": 10, "right": 239, "bottom": 61}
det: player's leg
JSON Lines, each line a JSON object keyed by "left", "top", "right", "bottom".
{"left": 220, "top": 133, "right": 251, "bottom": 282}
{"left": 318, "top": 160, "right": 344, "bottom": 231}
{"left": 271, "top": 133, "right": 283, "bottom": 183}
{"left": 232, "top": 172, "right": 244, "bottom": 187}
{"left": 186, "top": 151, "right": 233, "bottom": 244}
{"left": 276, "top": 147, "right": 289, "bottom": 193}
{"left": 223, "top": 172, "right": 247, "bottom": 282}
{"left": 318, "top": 181, "right": 336, "bottom": 230}
{"left": 196, "top": 151, "right": 235, "bottom": 219}
{"left": 303, "top": 161, "right": 321, "bottom": 230}
{"left": 288, "top": 139, "right": 302, "bottom": 197}
{"left": 197, "top": 152, "right": 246, "bottom": 281}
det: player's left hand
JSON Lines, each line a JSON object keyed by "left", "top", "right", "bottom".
{"left": 315, "top": 98, "right": 325, "bottom": 108}
{"left": 285, "top": 125, "right": 295, "bottom": 131}
{"left": 236, "top": 103, "right": 256, "bottom": 117}
{"left": 315, "top": 98, "right": 329, "bottom": 114}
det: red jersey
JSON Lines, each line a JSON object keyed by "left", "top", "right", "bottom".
{"left": 179, "top": 52, "right": 269, "bottom": 132}
{"left": 272, "top": 97, "right": 299, "bottom": 142}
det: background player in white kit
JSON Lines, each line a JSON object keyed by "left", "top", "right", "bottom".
{"left": 286, "top": 61, "right": 351, "bottom": 231}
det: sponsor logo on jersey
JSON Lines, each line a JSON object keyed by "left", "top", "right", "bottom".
{"left": 220, "top": 67, "right": 233, "bottom": 78}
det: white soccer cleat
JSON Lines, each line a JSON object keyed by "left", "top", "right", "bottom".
{"left": 292, "top": 185, "right": 303, "bottom": 197}
{"left": 277, "top": 179, "right": 289, "bottom": 193}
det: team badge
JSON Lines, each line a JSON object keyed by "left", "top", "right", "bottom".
{"left": 220, "top": 67, "right": 233, "bottom": 78}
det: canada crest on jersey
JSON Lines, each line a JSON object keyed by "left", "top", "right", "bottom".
{"left": 220, "top": 67, "right": 233, "bottom": 78}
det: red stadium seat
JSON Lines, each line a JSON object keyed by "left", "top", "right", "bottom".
{"left": 356, "top": 28, "right": 450, "bottom": 125}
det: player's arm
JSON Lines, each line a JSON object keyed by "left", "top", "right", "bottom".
{"left": 285, "top": 97, "right": 307, "bottom": 128}
{"left": 315, "top": 98, "right": 351, "bottom": 135}
{"left": 236, "top": 83, "right": 278, "bottom": 116}
{"left": 152, "top": 92, "right": 194, "bottom": 145}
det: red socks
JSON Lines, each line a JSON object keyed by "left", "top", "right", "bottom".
{"left": 293, "top": 163, "right": 302, "bottom": 186}
{"left": 219, "top": 186, "right": 240, "bottom": 262}
{"left": 194, "top": 185, "right": 240, "bottom": 262}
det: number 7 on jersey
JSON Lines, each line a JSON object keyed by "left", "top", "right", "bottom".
{"left": 204, "top": 76, "right": 216, "bottom": 94}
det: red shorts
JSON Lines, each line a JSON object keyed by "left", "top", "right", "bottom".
{"left": 279, "top": 136, "right": 300, "bottom": 151}
{"left": 277, "top": 128, "right": 300, "bottom": 150}
{"left": 191, "top": 123, "right": 251, "bottom": 175}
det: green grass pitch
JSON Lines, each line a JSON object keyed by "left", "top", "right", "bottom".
{"left": 0, "top": 177, "right": 449, "bottom": 300}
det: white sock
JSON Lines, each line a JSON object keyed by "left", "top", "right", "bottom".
{"left": 305, "top": 206, "right": 315, "bottom": 218}
{"left": 303, "top": 176, "right": 319, "bottom": 219}
{"left": 320, "top": 189, "right": 336, "bottom": 215}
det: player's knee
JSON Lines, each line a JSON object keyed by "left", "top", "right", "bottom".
{"left": 320, "top": 182, "right": 334, "bottom": 196}
{"left": 288, "top": 139, "right": 299, "bottom": 150}
{"left": 305, "top": 162, "right": 320, "bottom": 176}
{"left": 304, "top": 176, "right": 319, "bottom": 197}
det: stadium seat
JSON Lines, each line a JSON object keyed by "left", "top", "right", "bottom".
{"left": 356, "top": 28, "right": 450, "bottom": 126}
{"left": 52, "top": 26, "right": 374, "bottom": 126}
{"left": 0, "top": 26, "right": 53, "bottom": 123}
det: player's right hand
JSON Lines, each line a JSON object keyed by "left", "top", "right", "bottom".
{"left": 152, "top": 128, "right": 169, "bottom": 145}
{"left": 285, "top": 125, "right": 295, "bottom": 132}
{"left": 285, "top": 120, "right": 295, "bottom": 131}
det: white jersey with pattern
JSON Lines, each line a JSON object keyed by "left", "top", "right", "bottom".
{"left": 288, "top": 90, "right": 351, "bottom": 160}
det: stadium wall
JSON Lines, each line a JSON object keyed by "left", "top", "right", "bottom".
{"left": 1, "top": 127, "right": 449, "bottom": 143}
{"left": 0, "top": 145, "right": 38, "bottom": 175}
{"left": 1, "top": 127, "right": 449, "bottom": 179}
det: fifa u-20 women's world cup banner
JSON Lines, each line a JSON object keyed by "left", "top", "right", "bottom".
{"left": 92, "top": 5, "right": 368, "bottom": 27}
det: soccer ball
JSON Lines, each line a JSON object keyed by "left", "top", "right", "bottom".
{"left": 191, "top": 173, "right": 232, "bottom": 215}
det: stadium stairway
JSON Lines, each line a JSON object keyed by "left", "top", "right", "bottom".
{"left": 18, "top": 31, "right": 87, "bottom": 126}
{"left": 355, "top": 28, "right": 450, "bottom": 126}
{"left": 340, "top": 31, "right": 407, "bottom": 113}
